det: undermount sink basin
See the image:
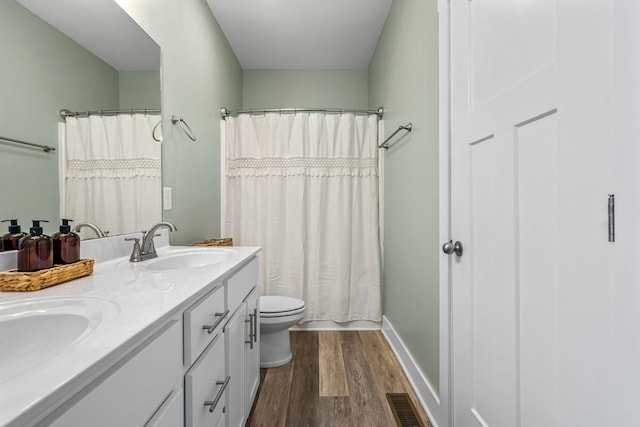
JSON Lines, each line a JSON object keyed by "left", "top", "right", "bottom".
{"left": 144, "top": 249, "right": 234, "bottom": 271}
{"left": 116, "top": 247, "right": 235, "bottom": 271}
{"left": 0, "top": 297, "right": 119, "bottom": 384}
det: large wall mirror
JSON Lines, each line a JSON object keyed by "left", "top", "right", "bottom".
{"left": 0, "top": 0, "right": 161, "bottom": 240}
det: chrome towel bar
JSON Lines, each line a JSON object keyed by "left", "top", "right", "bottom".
{"left": 0, "top": 134, "right": 55, "bottom": 153}
{"left": 379, "top": 123, "right": 412, "bottom": 150}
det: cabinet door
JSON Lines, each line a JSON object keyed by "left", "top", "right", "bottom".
{"left": 49, "top": 320, "right": 182, "bottom": 427}
{"left": 244, "top": 288, "right": 260, "bottom": 416}
{"left": 225, "top": 306, "right": 246, "bottom": 427}
{"left": 145, "top": 389, "right": 184, "bottom": 427}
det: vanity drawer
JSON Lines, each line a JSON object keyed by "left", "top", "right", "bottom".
{"left": 227, "top": 257, "right": 258, "bottom": 311}
{"left": 184, "top": 284, "right": 227, "bottom": 365}
{"left": 185, "top": 333, "right": 227, "bottom": 427}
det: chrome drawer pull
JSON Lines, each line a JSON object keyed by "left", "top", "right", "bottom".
{"left": 204, "top": 376, "right": 230, "bottom": 413}
{"left": 202, "top": 310, "right": 229, "bottom": 334}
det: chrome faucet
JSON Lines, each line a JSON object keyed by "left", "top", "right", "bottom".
{"left": 128, "top": 222, "right": 177, "bottom": 262}
{"left": 74, "top": 222, "right": 108, "bottom": 238}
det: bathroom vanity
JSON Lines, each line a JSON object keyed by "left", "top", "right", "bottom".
{"left": 0, "top": 234, "right": 260, "bottom": 427}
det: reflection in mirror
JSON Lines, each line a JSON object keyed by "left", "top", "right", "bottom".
{"left": 0, "top": 0, "right": 161, "bottom": 241}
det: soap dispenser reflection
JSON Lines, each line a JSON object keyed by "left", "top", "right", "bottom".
{"left": 1, "top": 219, "right": 27, "bottom": 251}
{"left": 52, "top": 219, "right": 80, "bottom": 264}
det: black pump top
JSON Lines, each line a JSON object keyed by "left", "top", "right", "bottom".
{"left": 2, "top": 219, "right": 21, "bottom": 234}
{"left": 59, "top": 218, "right": 73, "bottom": 234}
{"left": 29, "top": 220, "right": 49, "bottom": 236}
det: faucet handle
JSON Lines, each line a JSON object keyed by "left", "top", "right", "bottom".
{"left": 125, "top": 237, "right": 142, "bottom": 262}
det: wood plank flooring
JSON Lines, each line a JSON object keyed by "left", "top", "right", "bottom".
{"left": 246, "top": 330, "right": 433, "bottom": 427}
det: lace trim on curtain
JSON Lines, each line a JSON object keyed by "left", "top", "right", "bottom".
{"left": 67, "top": 158, "right": 161, "bottom": 178}
{"left": 226, "top": 157, "right": 378, "bottom": 177}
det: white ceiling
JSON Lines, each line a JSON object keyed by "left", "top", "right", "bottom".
{"left": 18, "top": 0, "right": 391, "bottom": 71}
{"left": 17, "top": 0, "right": 160, "bottom": 71}
{"left": 206, "top": 0, "right": 393, "bottom": 70}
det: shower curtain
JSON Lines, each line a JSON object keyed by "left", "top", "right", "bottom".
{"left": 60, "top": 114, "right": 162, "bottom": 236}
{"left": 223, "top": 112, "right": 382, "bottom": 322}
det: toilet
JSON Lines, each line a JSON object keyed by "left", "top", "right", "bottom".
{"left": 259, "top": 295, "right": 306, "bottom": 368}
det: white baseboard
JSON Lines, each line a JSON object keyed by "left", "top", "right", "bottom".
{"left": 381, "top": 316, "right": 442, "bottom": 427}
{"left": 293, "top": 319, "right": 381, "bottom": 331}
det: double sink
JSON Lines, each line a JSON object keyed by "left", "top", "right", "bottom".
{"left": 0, "top": 246, "right": 235, "bottom": 386}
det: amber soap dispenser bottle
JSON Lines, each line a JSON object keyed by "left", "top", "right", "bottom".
{"left": 1, "top": 219, "right": 27, "bottom": 251}
{"left": 18, "top": 220, "right": 53, "bottom": 272}
{"left": 52, "top": 219, "right": 80, "bottom": 264}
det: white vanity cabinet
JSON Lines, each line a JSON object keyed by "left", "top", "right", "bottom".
{"left": 46, "top": 319, "right": 183, "bottom": 427}
{"left": 185, "top": 256, "right": 260, "bottom": 427}
{"left": 225, "top": 258, "right": 260, "bottom": 427}
{"left": 6, "top": 250, "right": 261, "bottom": 427}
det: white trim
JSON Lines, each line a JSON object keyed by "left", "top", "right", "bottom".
{"left": 378, "top": 119, "right": 385, "bottom": 310}
{"left": 220, "top": 120, "right": 226, "bottom": 233}
{"left": 292, "top": 320, "right": 381, "bottom": 331}
{"left": 58, "top": 122, "right": 66, "bottom": 218}
{"left": 438, "top": 0, "right": 452, "bottom": 426}
{"left": 382, "top": 316, "right": 442, "bottom": 427}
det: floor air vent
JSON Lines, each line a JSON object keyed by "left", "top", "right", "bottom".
{"left": 386, "top": 393, "right": 426, "bottom": 427}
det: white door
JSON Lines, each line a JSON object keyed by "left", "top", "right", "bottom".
{"left": 449, "top": 1, "right": 614, "bottom": 426}
{"left": 613, "top": 2, "right": 640, "bottom": 425}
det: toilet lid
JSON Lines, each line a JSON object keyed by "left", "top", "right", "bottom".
{"left": 260, "top": 296, "right": 306, "bottom": 317}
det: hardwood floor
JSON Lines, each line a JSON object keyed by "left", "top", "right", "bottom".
{"left": 247, "top": 330, "right": 433, "bottom": 427}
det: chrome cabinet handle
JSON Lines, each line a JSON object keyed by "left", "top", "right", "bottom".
{"left": 253, "top": 307, "right": 258, "bottom": 343}
{"left": 245, "top": 313, "right": 254, "bottom": 349}
{"left": 202, "top": 310, "right": 229, "bottom": 334}
{"left": 204, "top": 376, "right": 230, "bottom": 413}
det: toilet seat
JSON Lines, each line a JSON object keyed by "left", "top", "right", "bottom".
{"left": 260, "top": 296, "right": 306, "bottom": 318}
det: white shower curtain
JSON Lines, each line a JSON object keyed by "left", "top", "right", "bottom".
{"left": 223, "top": 113, "right": 382, "bottom": 322}
{"left": 60, "top": 114, "right": 162, "bottom": 236}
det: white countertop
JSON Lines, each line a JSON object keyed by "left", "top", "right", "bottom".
{"left": 0, "top": 235, "right": 259, "bottom": 427}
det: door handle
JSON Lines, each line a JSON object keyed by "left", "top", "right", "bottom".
{"left": 442, "top": 240, "right": 463, "bottom": 257}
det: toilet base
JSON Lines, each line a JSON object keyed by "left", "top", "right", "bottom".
{"left": 259, "top": 327, "right": 293, "bottom": 368}
{"left": 260, "top": 352, "right": 293, "bottom": 368}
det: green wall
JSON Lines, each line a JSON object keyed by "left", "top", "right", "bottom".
{"left": 120, "top": 0, "right": 441, "bottom": 394}
{"left": 117, "top": 0, "right": 243, "bottom": 245}
{"left": 369, "top": 0, "right": 440, "bottom": 391}
{"left": 242, "top": 70, "right": 368, "bottom": 110}
{"left": 119, "top": 71, "right": 161, "bottom": 110}
{"left": 0, "top": 1, "right": 120, "bottom": 236}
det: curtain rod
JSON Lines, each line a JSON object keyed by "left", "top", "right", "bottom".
{"left": 220, "top": 107, "right": 384, "bottom": 119}
{"left": 0, "top": 134, "right": 55, "bottom": 153}
{"left": 59, "top": 108, "right": 160, "bottom": 119}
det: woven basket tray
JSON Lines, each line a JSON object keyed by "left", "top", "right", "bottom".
{"left": 0, "top": 258, "right": 94, "bottom": 292}
{"left": 192, "top": 238, "right": 233, "bottom": 247}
